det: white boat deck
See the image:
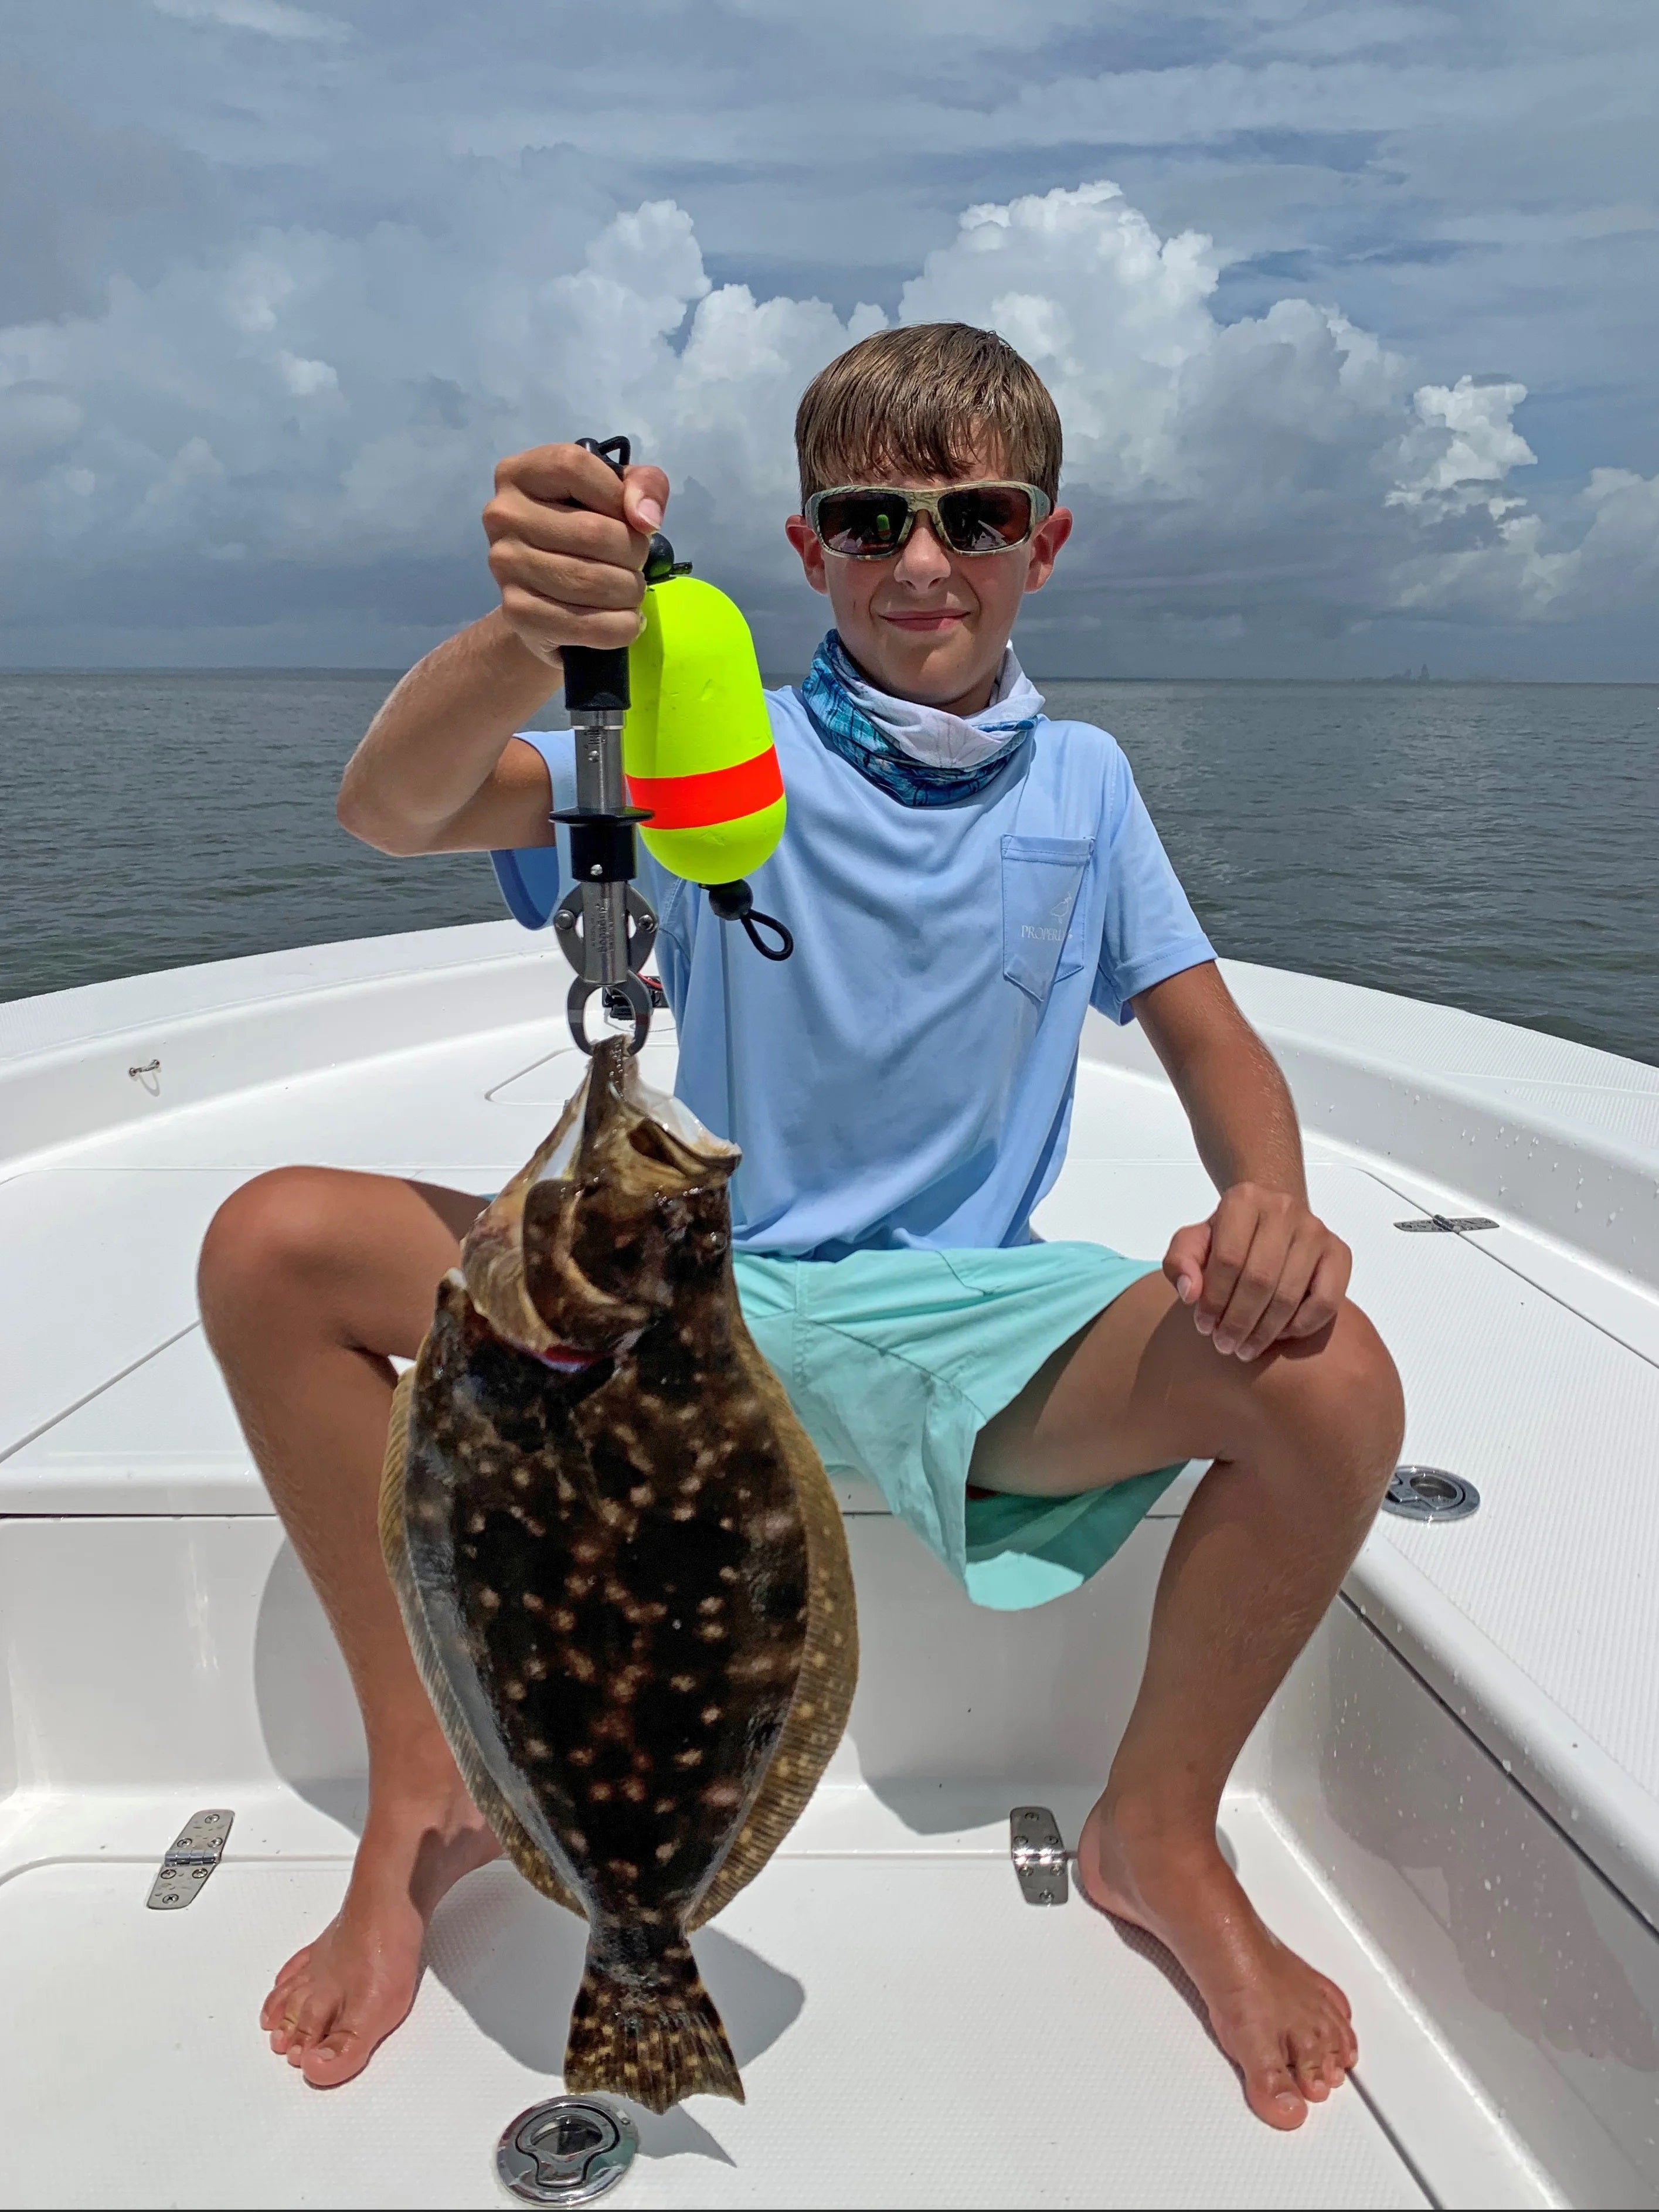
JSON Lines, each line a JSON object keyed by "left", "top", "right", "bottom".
{"left": 2, "top": 922, "right": 1657, "bottom": 2208}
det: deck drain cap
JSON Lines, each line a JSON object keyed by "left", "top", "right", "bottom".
{"left": 1384, "top": 1465, "right": 1480, "bottom": 1522}
{"left": 497, "top": 2097, "right": 638, "bottom": 2205}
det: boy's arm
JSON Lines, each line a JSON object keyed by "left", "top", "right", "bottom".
{"left": 336, "top": 444, "right": 668, "bottom": 857}
{"left": 1133, "top": 961, "right": 1352, "bottom": 1362}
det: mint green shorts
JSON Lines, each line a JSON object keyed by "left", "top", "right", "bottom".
{"left": 734, "top": 1243, "right": 1185, "bottom": 1612}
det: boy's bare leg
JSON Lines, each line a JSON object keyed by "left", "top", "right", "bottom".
{"left": 198, "top": 1167, "right": 495, "bottom": 2088}
{"left": 971, "top": 1275, "right": 1403, "bottom": 2131}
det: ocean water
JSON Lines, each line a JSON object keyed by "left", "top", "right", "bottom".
{"left": 1, "top": 671, "right": 1654, "bottom": 1067}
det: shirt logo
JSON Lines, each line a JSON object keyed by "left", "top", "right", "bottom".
{"left": 1020, "top": 891, "right": 1074, "bottom": 943}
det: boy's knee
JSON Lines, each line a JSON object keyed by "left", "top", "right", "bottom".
{"left": 1263, "top": 1300, "right": 1404, "bottom": 1491}
{"left": 198, "top": 1166, "right": 351, "bottom": 1324}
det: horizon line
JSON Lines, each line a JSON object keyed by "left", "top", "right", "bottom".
{"left": 2, "top": 667, "right": 1657, "bottom": 688}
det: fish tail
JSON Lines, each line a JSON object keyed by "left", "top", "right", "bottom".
{"left": 564, "top": 1930, "right": 743, "bottom": 2113}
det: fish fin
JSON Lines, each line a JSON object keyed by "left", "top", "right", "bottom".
{"left": 690, "top": 1326, "right": 859, "bottom": 1931}
{"left": 379, "top": 1362, "right": 582, "bottom": 1918}
{"left": 564, "top": 1932, "right": 743, "bottom": 2113}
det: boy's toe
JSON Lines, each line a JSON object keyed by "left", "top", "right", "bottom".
{"left": 1242, "top": 2043, "right": 1309, "bottom": 2129}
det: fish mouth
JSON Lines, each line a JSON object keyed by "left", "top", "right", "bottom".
{"left": 461, "top": 1038, "right": 739, "bottom": 1361}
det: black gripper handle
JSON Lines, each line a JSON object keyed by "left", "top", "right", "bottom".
{"left": 563, "top": 436, "right": 634, "bottom": 713}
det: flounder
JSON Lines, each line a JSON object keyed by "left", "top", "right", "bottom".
{"left": 380, "top": 1038, "right": 858, "bottom": 2112}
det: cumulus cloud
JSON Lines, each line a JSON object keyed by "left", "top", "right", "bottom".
{"left": 151, "top": 0, "right": 348, "bottom": 40}
{"left": 0, "top": 167, "right": 1653, "bottom": 666}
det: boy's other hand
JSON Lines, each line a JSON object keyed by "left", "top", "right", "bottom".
{"left": 1163, "top": 1185, "right": 1352, "bottom": 1361}
{"left": 483, "top": 443, "right": 670, "bottom": 670}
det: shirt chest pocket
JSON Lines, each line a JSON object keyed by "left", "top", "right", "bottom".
{"left": 1001, "top": 834, "right": 1094, "bottom": 1003}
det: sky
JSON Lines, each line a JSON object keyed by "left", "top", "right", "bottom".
{"left": 2, "top": 0, "right": 1657, "bottom": 677}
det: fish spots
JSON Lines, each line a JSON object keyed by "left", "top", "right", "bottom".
{"left": 478, "top": 1588, "right": 501, "bottom": 1612}
{"left": 392, "top": 1088, "right": 858, "bottom": 2109}
{"left": 467, "top": 1511, "right": 486, "bottom": 1535}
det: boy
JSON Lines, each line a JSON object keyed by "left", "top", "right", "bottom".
{"left": 199, "top": 323, "right": 1403, "bottom": 2130}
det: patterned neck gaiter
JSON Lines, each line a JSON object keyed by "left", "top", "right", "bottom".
{"left": 798, "top": 630, "right": 1044, "bottom": 808}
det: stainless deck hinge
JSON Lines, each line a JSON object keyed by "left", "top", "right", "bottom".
{"left": 147, "top": 1809, "right": 234, "bottom": 1909}
{"left": 1395, "top": 1214, "right": 1499, "bottom": 1233}
{"left": 1010, "top": 1805, "right": 1070, "bottom": 1905}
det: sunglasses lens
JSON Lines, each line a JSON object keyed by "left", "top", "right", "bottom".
{"left": 814, "top": 491, "right": 911, "bottom": 556}
{"left": 938, "top": 485, "right": 1034, "bottom": 552}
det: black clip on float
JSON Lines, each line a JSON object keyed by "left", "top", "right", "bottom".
{"left": 706, "top": 879, "right": 794, "bottom": 961}
{"left": 553, "top": 434, "right": 793, "bottom": 1055}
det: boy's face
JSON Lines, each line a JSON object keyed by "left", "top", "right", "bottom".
{"left": 784, "top": 434, "right": 1072, "bottom": 715}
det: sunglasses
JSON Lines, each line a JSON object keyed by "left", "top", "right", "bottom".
{"left": 804, "top": 480, "right": 1053, "bottom": 560}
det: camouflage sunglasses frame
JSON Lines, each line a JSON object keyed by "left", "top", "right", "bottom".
{"left": 803, "top": 479, "right": 1053, "bottom": 559}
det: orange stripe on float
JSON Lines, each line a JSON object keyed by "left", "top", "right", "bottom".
{"left": 627, "top": 749, "right": 783, "bottom": 832}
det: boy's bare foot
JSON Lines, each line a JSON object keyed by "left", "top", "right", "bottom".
{"left": 1077, "top": 1794, "right": 1357, "bottom": 2129}
{"left": 261, "top": 1789, "right": 502, "bottom": 2087}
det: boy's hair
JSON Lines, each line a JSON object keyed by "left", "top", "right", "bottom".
{"left": 794, "top": 324, "right": 1062, "bottom": 507}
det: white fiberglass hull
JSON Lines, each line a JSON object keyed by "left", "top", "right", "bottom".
{"left": 2, "top": 922, "right": 1656, "bottom": 2209}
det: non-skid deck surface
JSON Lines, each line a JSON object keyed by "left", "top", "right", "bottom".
{"left": 1, "top": 1849, "right": 1427, "bottom": 2211}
